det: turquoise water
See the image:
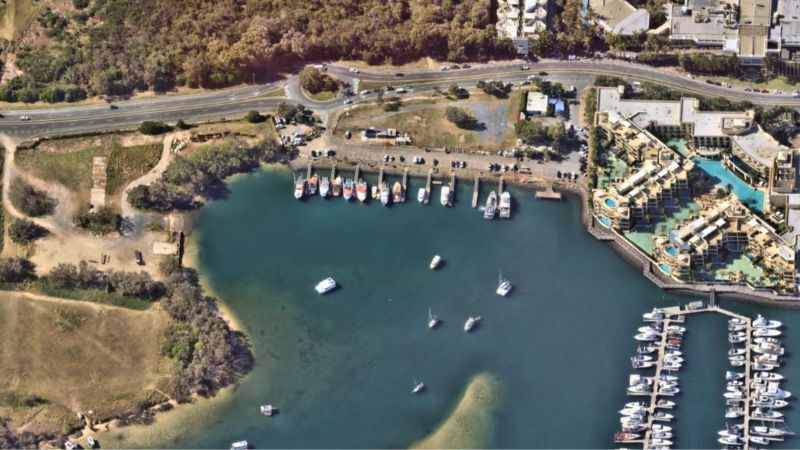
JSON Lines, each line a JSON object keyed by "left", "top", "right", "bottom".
{"left": 605, "top": 198, "right": 617, "bottom": 208}
{"left": 691, "top": 157, "right": 765, "bottom": 211}
{"left": 666, "top": 246, "right": 678, "bottom": 256}
{"left": 159, "top": 167, "right": 800, "bottom": 448}
{"left": 598, "top": 216, "right": 612, "bottom": 228}
{"left": 658, "top": 263, "right": 672, "bottom": 274}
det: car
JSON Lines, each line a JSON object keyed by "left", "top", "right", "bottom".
{"left": 686, "top": 73, "right": 695, "bottom": 79}
{"left": 396, "top": 88, "right": 407, "bottom": 94}
{"left": 360, "top": 90, "right": 371, "bottom": 96}
{"left": 521, "top": 65, "right": 530, "bottom": 70}
{"left": 441, "top": 66, "right": 450, "bottom": 71}
{"left": 19, "top": 115, "right": 30, "bottom": 121}
{"left": 135, "top": 251, "right": 144, "bottom": 266}
{"left": 538, "top": 71, "right": 548, "bottom": 76}
{"left": 349, "top": 67, "right": 359, "bottom": 73}
{"left": 395, "top": 72, "right": 404, "bottom": 77}
{"left": 462, "top": 64, "right": 471, "bottom": 69}
{"left": 451, "top": 64, "right": 461, "bottom": 69}
{"left": 744, "top": 87, "right": 752, "bottom": 92}
{"left": 343, "top": 99, "right": 353, "bottom": 105}
{"left": 109, "top": 104, "right": 118, "bottom": 109}
{"left": 567, "top": 55, "right": 578, "bottom": 61}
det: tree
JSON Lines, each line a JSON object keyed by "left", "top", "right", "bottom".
{"left": 73, "top": 206, "right": 121, "bottom": 235}
{"left": 0, "top": 257, "right": 36, "bottom": 283}
{"left": 8, "top": 219, "right": 48, "bottom": 244}
{"left": 548, "top": 122, "right": 567, "bottom": 152}
{"left": 139, "top": 121, "right": 171, "bottom": 135}
{"left": 47, "top": 263, "right": 80, "bottom": 289}
{"left": 245, "top": 110, "right": 264, "bottom": 123}
{"left": 298, "top": 67, "right": 339, "bottom": 94}
{"left": 444, "top": 107, "right": 478, "bottom": 129}
{"left": 175, "top": 119, "right": 189, "bottom": 129}
{"left": 9, "top": 179, "right": 57, "bottom": 217}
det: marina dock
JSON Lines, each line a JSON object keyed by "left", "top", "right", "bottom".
{"left": 378, "top": 165, "right": 384, "bottom": 186}
{"left": 472, "top": 176, "right": 480, "bottom": 208}
{"left": 330, "top": 164, "right": 336, "bottom": 181}
{"left": 354, "top": 164, "right": 361, "bottom": 182}
{"left": 424, "top": 169, "right": 432, "bottom": 205}
{"left": 498, "top": 176, "right": 505, "bottom": 194}
{"left": 535, "top": 181, "right": 562, "bottom": 201}
{"left": 307, "top": 162, "right": 313, "bottom": 180}
{"left": 448, "top": 172, "right": 456, "bottom": 206}
{"left": 402, "top": 168, "right": 408, "bottom": 203}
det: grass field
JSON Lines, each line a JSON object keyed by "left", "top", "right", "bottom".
{"left": 16, "top": 143, "right": 162, "bottom": 198}
{"left": 306, "top": 89, "right": 338, "bottom": 102}
{"left": 0, "top": 291, "right": 170, "bottom": 434}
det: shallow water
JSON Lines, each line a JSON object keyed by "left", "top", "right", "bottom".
{"left": 106, "top": 167, "right": 799, "bottom": 448}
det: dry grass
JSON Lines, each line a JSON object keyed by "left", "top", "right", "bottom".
{"left": 0, "top": 292, "right": 171, "bottom": 434}
{"left": 0, "top": 0, "right": 40, "bottom": 40}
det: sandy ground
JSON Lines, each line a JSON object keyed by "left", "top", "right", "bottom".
{"left": 411, "top": 373, "right": 502, "bottom": 449}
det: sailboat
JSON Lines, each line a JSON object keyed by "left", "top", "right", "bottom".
{"left": 496, "top": 271, "right": 512, "bottom": 296}
{"left": 428, "top": 308, "right": 440, "bottom": 329}
{"left": 412, "top": 378, "right": 425, "bottom": 394}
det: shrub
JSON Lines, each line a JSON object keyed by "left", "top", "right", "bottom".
{"left": 299, "top": 67, "right": 339, "bottom": 94}
{"left": 9, "top": 179, "right": 57, "bottom": 217}
{"left": 175, "top": 119, "right": 189, "bottom": 130}
{"left": 444, "top": 107, "right": 478, "bottom": 129}
{"left": 139, "top": 121, "right": 171, "bottom": 135}
{"left": 73, "top": 206, "right": 121, "bottom": 235}
{"left": 0, "top": 257, "right": 36, "bottom": 282}
{"left": 73, "top": 0, "right": 90, "bottom": 8}
{"left": 8, "top": 219, "right": 48, "bottom": 244}
{"left": 245, "top": 110, "right": 265, "bottom": 123}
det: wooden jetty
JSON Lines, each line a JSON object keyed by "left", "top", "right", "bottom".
{"left": 498, "top": 176, "right": 505, "bottom": 194}
{"left": 448, "top": 172, "right": 456, "bottom": 206}
{"left": 424, "top": 169, "right": 432, "bottom": 205}
{"left": 401, "top": 167, "right": 408, "bottom": 203}
{"left": 354, "top": 164, "right": 361, "bottom": 182}
{"left": 306, "top": 162, "right": 313, "bottom": 180}
{"left": 378, "top": 165, "right": 385, "bottom": 186}
{"left": 471, "top": 176, "right": 480, "bottom": 208}
{"left": 330, "top": 164, "right": 337, "bottom": 181}
{"left": 535, "top": 180, "right": 562, "bottom": 201}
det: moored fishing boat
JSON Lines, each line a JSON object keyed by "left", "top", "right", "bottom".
{"left": 484, "top": 191, "right": 497, "bottom": 219}
{"left": 294, "top": 176, "right": 306, "bottom": 200}
{"left": 380, "top": 181, "right": 390, "bottom": 206}
{"left": 332, "top": 176, "right": 342, "bottom": 197}
{"left": 499, "top": 191, "right": 511, "bottom": 218}
{"left": 392, "top": 181, "right": 403, "bottom": 203}
{"left": 440, "top": 186, "right": 451, "bottom": 207}
{"left": 356, "top": 179, "right": 368, "bottom": 203}
{"left": 343, "top": 178, "right": 354, "bottom": 201}
{"left": 417, "top": 188, "right": 428, "bottom": 203}
{"left": 319, "top": 177, "right": 330, "bottom": 198}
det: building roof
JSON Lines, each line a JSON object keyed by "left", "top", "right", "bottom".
{"left": 591, "top": 0, "right": 649, "bottom": 34}
{"left": 731, "top": 126, "right": 790, "bottom": 167}
{"left": 526, "top": 92, "right": 549, "bottom": 113}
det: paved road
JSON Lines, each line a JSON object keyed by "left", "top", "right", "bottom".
{"left": 0, "top": 59, "right": 797, "bottom": 140}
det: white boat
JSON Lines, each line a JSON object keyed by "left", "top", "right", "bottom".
{"left": 754, "top": 314, "right": 782, "bottom": 329}
{"left": 294, "top": 176, "right": 306, "bottom": 199}
{"left": 371, "top": 185, "right": 378, "bottom": 199}
{"left": 656, "top": 399, "right": 675, "bottom": 408}
{"left": 752, "top": 408, "right": 784, "bottom": 420}
{"left": 87, "top": 437, "right": 96, "bottom": 448}
{"left": 65, "top": 441, "right": 77, "bottom": 450}
{"left": 464, "top": 316, "right": 481, "bottom": 332}
{"left": 667, "top": 325, "right": 685, "bottom": 333}
{"left": 314, "top": 277, "right": 337, "bottom": 294}
{"left": 634, "top": 333, "right": 660, "bottom": 342}
{"left": 392, "top": 181, "right": 403, "bottom": 203}
{"left": 619, "top": 407, "right": 647, "bottom": 417}
{"left": 496, "top": 271, "right": 512, "bottom": 297}
{"left": 332, "top": 176, "right": 343, "bottom": 197}
{"left": 664, "top": 350, "right": 682, "bottom": 357}
{"left": 652, "top": 431, "right": 673, "bottom": 439}
{"left": 379, "top": 181, "right": 390, "bottom": 206}
{"left": 412, "top": 378, "right": 425, "bottom": 394}
{"left": 440, "top": 186, "right": 451, "bottom": 207}
{"left": 428, "top": 308, "right": 440, "bottom": 329}
{"left": 625, "top": 401, "right": 646, "bottom": 409}
{"left": 356, "top": 180, "right": 368, "bottom": 203}
{"left": 752, "top": 396, "right": 788, "bottom": 408}
{"left": 726, "top": 407, "right": 744, "bottom": 418}
{"left": 756, "top": 382, "right": 791, "bottom": 399}
{"left": 307, "top": 174, "right": 318, "bottom": 195}
{"left": 660, "top": 374, "right": 678, "bottom": 382}
{"left": 230, "top": 441, "right": 249, "bottom": 450}
{"left": 632, "top": 359, "right": 655, "bottom": 369}
{"left": 751, "top": 425, "right": 790, "bottom": 437}
{"left": 643, "top": 308, "right": 664, "bottom": 321}
{"left": 728, "top": 348, "right": 745, "bottom": 356}
{"left": 499, "top": 191, "right": 511, "bottom": 219}
{"left": 729, "top": 317, "right": 746, "bottom": 325}
{"left": 651, "top": 424, "right": 672, "bottom": 432}
{"left": 726, "top": 371, "right": 744, "bottom": 380}
{"left": 319, "top": 177, "right": 330, "bottom": 198}
{"left": 430, "top": 255, "right": 442, "bottom": 270}
{"left": 755, "top": 372, "right": 784, "bottom": 381}
{"left": 718, "top": 435, "right": 741, "bottom": 445}
{"left": 484, "top": 191, "right": 497, "bottom": 219}
{"left": 260, "top": 404, "right": 275, "bottom": 416}
{"left": 724, "top": 391, "right": 744, "bottom": 399}
{"left": 754, "top": 328, "right": 781, "bottom": 337}
{"left": 750, "top": 435, "right": 770, "bottom": 445}
{"left": 417, "top": 188, "right": 427, "bottom": 203}
{"left": 755, "top": 337, "right": 781, "bottom": 345}
{"left": 638, "top": 326, "right": 661, "bottom": 334}
{"left": 638, "top": 344, "right": 659, "bottom": 354}
{"left": 633, "top": 354, "right": 654, "bottom": 362}
{"left": 662, "top": 360, "right": 682, "bottom": 370}
{"left": 343, "top": 178, "right": 354, "bottom": 201}
{"left": 729, "top": 333, "right": 745, "bottom": 343}
{"left": 649, "top": 438, "right": 673, "bottom": 446}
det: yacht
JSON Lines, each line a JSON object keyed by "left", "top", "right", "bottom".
{"left": 314, "top": 277, "right": 338, "bottom": 294}
{"left": 625, "top": 401, "right": 646, "bottom": 409}
{"left": 660, "top": 373, "right": 679, "bottom": 382}
{"left": 496, "top": 271, "right": 512, "bottom": 297}
{"left": 717, "top": 435, "right": 741, "bottom": 445}
{"left": 754, "top": 328, "right": 781, "bottom": 337}
{"left": 756, "top": 382, "right": 791, "bottom": 399}
{"left": 729, "top": 333, "right": 746, "bottom": 343}
{"left": 660, "top": 385, "right": 680, "bottom": 396}
{"left": 651, "top": 424, "right": 672, "bottom": 433}
{"left": 656, "top": 399, "right": 675, "bottom": 408}
{"left": 499, "top": 191, "right": 511, "bottom": 218}
{"left": 332, "top": 176, "right": 343, "bottom": 197}
{"left": 430, "top": 255, "right": 442, "bottom": 270}
{"left": 751, "top": 425, "right": 790, "bottom": 437}
{"left": 754, "top": 342, "right": 784, "bottom": 355}
{"left": 319, "top": 177, "right": 330, "bottom": 198}
{"left": 752, "top": 396, "right": 789, "bottom": 408}
{"left": 755, "top": 372, "right": 784, "bottom": 381}
{"left": 730, "top": 317, "right": 746, "bottom": 325}
{"left": 724, "top": 390, "right": 745, "bottom": 399}
{"left": 412, "top": 379, "right": 425, "bottom": 394}
{"left": 343, "top": 178, "right": 354, "bottom": 201}
{"left": 380, "top": 181, "right": 390, "bottom": 206}
{"left": 662, "top": 360, "right": 682, "bottom": 370}
{"left": 635, "top": 332, "right": 660, "bottom": 342}
{"left": 392, "top": 181, "right": 403, "bottom": 203}
{"left": 428, "top": 308, "right": 440, "bottom": 329}
{"left": 726, "top": 371, "right": 744, "bottom": 380}
{"left": 260, "top": 405, "right": 275, "bottom": 416}
{"left": 728, "top": 348, "right": 746, "bottom": 356}
{"left": 643, "top": 308, "right": 665, "bottom": 321}
{"left": 230, "top": 441, "right": 249, "bottom": 450}
{"left": 667, "top": 325, "right": 685, "bottom": 333}
{"left": 464, "top": 316, "right": 481, "bottom": 332}
{"left": 750, "top": 435, "right": 770, "bottom": 445}
{"left": 648, "top": 438, "right": 673, "bottom": 446}
{"left": 653, "top": 412, "right": 674, "bottom": 422}
{"left": 754, "top": 315, "right": 782, "bottom": 329}
{"left": 294, "top": 176, "right": 306, "bottom": 200}
{"left": 752, "top": 408, "right": 784, "bottom": 420}
{"left": 726, "top": 406, "right": 744, "bottom": 418}
{"left": 652, "top": 431, "right": 673, "bottom": 439}
{"left": 619, "top": 407, "right": 647, "bottom": 417}
{"left": 755, "top": 337, "right": 781, "bottom": 345}
{"left": 638, "top": 343, "right": 659, "bottom": 354}
{"left": 417, "top": 188, "right": 427, "bottom": 203}
{"left": 638, "top": 325, "right": 661, "bottom": 334}
{"left": 307, "top": 174, "right": 319, "bottom": 196}
{"left": 356, "top": 179, "right": 368, "bottom": 203}
{"left": 484, "top": 191, "right": 498, "bottom": 220}
{"left": 632, "top": 359, "right": 655, "bottom": 369}
{"left": 440, "top": 186, "right": 451, "bottom": 207}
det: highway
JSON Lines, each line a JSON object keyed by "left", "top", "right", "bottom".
{"left": 0, "top": 59, "right": 798, "bottom": 140}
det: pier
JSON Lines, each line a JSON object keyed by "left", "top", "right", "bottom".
{"left": 535, "top": 181, "right": 563, "bottom": 201}
{"left": 472, "top": 176, "right": 480, "bottom": 208}
{"left": 424, "top": 169, "right": 432, "bottom": 205}
{"left": 330, "top": 164, "right": 337, "bottom": 181}
{"left": 378, "top": 165, "right": 385, "bottom": 186}
{"left": 307, "top": 162, "right": 313, "bottom": 180}
{"left": 402, "top": 168, "right": 408, "bottom": 203}
{"left": 448, "top": 172, "right": 456, "bottom": 206}
{"left": 354, "top": 164, "right": 361, "bottom": 182}
{"left": 498, "top": 176, "right": 505, "bottom": 195}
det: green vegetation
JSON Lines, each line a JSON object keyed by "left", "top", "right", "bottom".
{"left": 7, "top": 0, "right": 512, "bottom": 99}
{"left": 139, "top": 121, "right": 171, "bottom": 135}
{"left": 16, "top": 143, "right": 161, "bottom": 197}
{"left": 445, "top": 106, "right": 478, "bottom": 129}
{"left": 516, "top": 121, "right": 567, "bottom": 151}
{"left": 73, "top": 206, "right": 122, "bottom": 235}
{"left": 477, "top": 80, "right": 511, "bottom": 98}
{"left": 7, "top": 218, "right": 47, "bottom": 245}
{"left": 528, "top": 0, "right": 601, "bottom": 58}
{"left": 9, "top": 179, "right": 56, "bottom": 217}
{"left": 679, "top": 53, "right": 739, "bottom": 76}
{"left": 299, "top": 67, "right": 339, "bottom": 100}
{"left": 245, "top": 110, "right": 265, "bottom": 124}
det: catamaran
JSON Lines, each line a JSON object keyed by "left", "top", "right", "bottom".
{"left": 496, "top": 271, "right": 512, "bottom": 296}
{"left": 412, "top": 378, "right": 425, "bottom": 394}
{"left": 464, "top": 316, "right": 481, "bottom": 332}
{"left": 484, "top": 191, "right": 497, "bottom": 219}
{"left": 428, "top": 308, "right": 440, "bottom": 329}
{"left": 343, "top": 178, "right": 354, "bottom": 201}
{"left": 319, "top": 177, "right": 330, "bottom": 198}
{"left": 356, "top": 179, "right": 368, "bottom": 202}
{"left": 499, "top": 191, "right": 511, "bottom": 218}
{"left": 294, "top": 176, "right": 306, "bottom": 200}
{"left": 440, "top": 186, "right": 451, "bottom": 207}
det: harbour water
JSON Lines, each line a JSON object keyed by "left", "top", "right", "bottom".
{"left": 104, "top": 167, "right": 800, "bottom": 448}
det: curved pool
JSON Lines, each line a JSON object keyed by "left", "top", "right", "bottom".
{"left": 658, "top": 263, "right": 673, "bottom": 274}
{"left": 598, "top": 216, "right": 612, "bottom": 228}
{"left": 604, "top": 198, "right": 617, "bottom": 208}
{"left": 666, "top": 246, "right": 678, "bottom": 256}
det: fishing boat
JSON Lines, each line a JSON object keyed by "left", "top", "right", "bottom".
{"left": 380, "top": 181, "right": 390, "bottom": 206}
{"left": 430, "top": 255, "right": 442, "bottom": 270}
{"left": 496, "top": 271, "right": 512, "bottom": 297}
{"left": 392, "top": 181, "right": 403, "bottom": 203}
{"left": 464, "top": 316, "right": 481, "bottom": 332}
{"left": 412, "top": 378, "right": 425, "bottom": 394}
{"left": 314, "top": 277, "right": 337, "bottom": 294}
{"left": 307, "top": 174, "right": 319, "bottom": 196}
{"left": 417, "top": 188, "right": 427, "bottom": 203}
{"left": 319, "top": 177, "right": 330, "bottom": 198}
{"left": 440, "top": 186, "right": 451, "bottom": 207}
{"left": 343, "top": 178, "right": 354, "bottom": 201}
{"left": 428, "top": 308, "right": 440, "bottom": 329}
{"left": 499, "top": 191, "right": 511, "bottom": 218}
{"left": 332, "top": 176, "right": 343, "bottom": 197}
{"left": 260, "top": 405, "right": 275, "bottom": 416}
{"left": 356, "top": 179, "right": 368, "bottom": 203}
{"left": 484, "top": 191, "right": 498, "bottom": 219}
{"left": 294, "top": 176, "right": 306, "bottom": 200}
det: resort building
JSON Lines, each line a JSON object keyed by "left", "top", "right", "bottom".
{"left": 590, "top": 0, "right": 650, "bottom": 35}
{"left": 652, "top": 196, "right": 797, "bottom": 292}
{"left": 595, "top": 110, "right": 676, "bottom": 164}
{"left": 727, "top": 129, "right": 791, "bottom": 188}
{"left": 496, "top": 0, "right": 551, "bottom": 44}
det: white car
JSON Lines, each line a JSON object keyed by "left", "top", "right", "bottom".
{"left": 521, "top": 65, "right": 530, "bottom": 70}
{"left": 19, "top": 115, "right": 30, "bottom": 121}
{"left": 360, "top": 90, "right": 371, "bottom": 96}
{"left": 343, "top": 99, "right": 353, "bottom": 105}
{"left": 349, "top": 67, "right": 359, "bottom": 73}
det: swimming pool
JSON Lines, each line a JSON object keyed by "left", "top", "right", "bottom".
{"left": 666, "top": 246, "right": 678, "bottom": 256}
{"left": 691, "top": 157, "right": 764, "bottom": 211}
{"left": 604, "top": 198, "right": 617, "bottom": 208}
{"left": 658, "top": 263, "right": 673, "bottom": 274}
{"left": 597, "top": 216, "right": 612, "bottom": 228}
